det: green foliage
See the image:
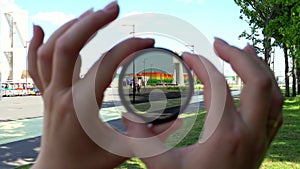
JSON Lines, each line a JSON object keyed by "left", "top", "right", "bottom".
{"left": 234, "top": 0, "right": 278, "bottom": 65}
{"left": 235, "top": 0, "right": 300, "bottom": 97}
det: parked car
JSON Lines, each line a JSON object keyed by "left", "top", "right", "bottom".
{"left": 30, "top": 88, "right": 41, "bottom": 96}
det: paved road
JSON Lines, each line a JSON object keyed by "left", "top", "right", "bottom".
{"left": 0, "top": 96, "right": 43, "bottom": 122}
{"left": 0, "top": 89, "right": 240, "bottom": 169}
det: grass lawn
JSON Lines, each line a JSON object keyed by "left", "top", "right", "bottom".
{"left": 16, "top": 96, "right": 300, "bottom": 169}
{"left": 260, "top": 96, "right": 300, "bottom": 169}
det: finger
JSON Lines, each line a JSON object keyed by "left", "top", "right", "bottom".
{"left": 123, "top": 113, "right": 157, "bottom": 138}
{"left": 123, "top": 113, "right": 183, "bottom": 142}
{"left": 37, "top": 19, "right": 78, "bottom": 89}
{"left": 52, "top": 1, "right": 119, "bottom": 88}
{"left": 214, "top": 38, "right": 272, "bottom": 131}
{"left": 183, "top": 53, "right": 236, "bottom": 141}
{"left": 244, "top": 45, "right": 283, "bottom": 117}
{"left": 243, "top": 45, "right": 257, "bottom": 56}
{"left": 123, "top": 114, "right": 180, "bottom": 168}
{"left": 28, "top": 25, "right": 44, "bottom": 92}
{"left": 243, "top": 45, "right": 284, "bottom": 123}
{"left": 182, "top": 52, "right": 212, "bottom": 110}
{"left": 151, "top": 119, "right": 183, "bottom": 141}
{"left": 72, "top": 55, "right": 82, "bottom": 83}
{"left": 243, "top": 45, "right": 284, "bottom": 138}
{"left": 268, "top": 114, "right": 283, "bottom": 145}
{"left": 88, "top": 38, "right": 154, "bottom": 103}
{"left": 151, "top": 119, "right": 183, "bottom": 134}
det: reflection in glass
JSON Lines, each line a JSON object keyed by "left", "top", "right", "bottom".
{"left": 119, "top": 48, "right": 193, "bottom": 124}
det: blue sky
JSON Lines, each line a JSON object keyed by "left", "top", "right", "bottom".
{"left": 10, "top": 0, "right": 250, "bottom": 47}
{"left": 1, "top": 0, "right": 285, "bottom": 76}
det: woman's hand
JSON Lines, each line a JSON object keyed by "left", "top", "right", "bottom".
{"left": 124, "top": 38, "right": 283, "bottom": 169}
{"left": 29, "top": 2, "right": 155, "bottom": 169}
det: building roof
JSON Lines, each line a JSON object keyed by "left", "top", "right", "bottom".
{"left": 136, "top": 68, "right": 170, "bottom": 74}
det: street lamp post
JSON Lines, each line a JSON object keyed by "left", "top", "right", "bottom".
{"left": 185, "top": 44, "right": 194, "bottom": 54}
{"left": 0, "top": 63, "right": 2, "bottom": 101}
{"left": 150, "top": 64, "right": 153, "bottom": 85}
{"left": 25, "top": 41, "right": 30, "bottom": 91}
{"left": 186, "top": 45, "right": 196, "bottom": 85}
{"left": 143, "top": 58, "right": 147, "bottom": 89}
{"left": 122, "top": 24, "right": 136, "bottom": 102}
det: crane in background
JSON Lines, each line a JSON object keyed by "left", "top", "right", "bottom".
{"left": 2, "top": 12, "right": 29, "bottom": 81}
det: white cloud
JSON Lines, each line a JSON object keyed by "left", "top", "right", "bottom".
{"left": 33, "top": 12, "right": 76, "bottom": 26}
{"left": 0, "top": 0, "right": 20, "bottom": 11}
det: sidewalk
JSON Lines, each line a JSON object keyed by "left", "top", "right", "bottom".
{"left": 0, "top": 90, "right": 240, "bottom": 169}
{"left": 0, "top": 100, "right": 204, "bottom": 169}
{"left": 0, "top": 119, "right": 127, "bottom": 169}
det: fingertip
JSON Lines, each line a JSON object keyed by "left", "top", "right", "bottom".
{"left": 143, "top": 38, "right": 155, "bottom": 43}
{"left": 151, "top": 119, "right": 183, "bottom": 134}
{"left": 182, "top": 52, "right": 197, "bottom": 67}
{"left": 123, "top": 117, "right": 154, "bottom": 138}
{"left": 213, "top": 38, "right": 243, "bottom": 64}
{"left": 213, "top": 37, "right": 228, "bottom": 55}
{"left": 33, "top": 24, "right": 44, "bottom": 37}
{"left": 243, "top": 45, "right": 257, "bottom": 56}
{"left": 182, "top": 51, "right": 194, "bottom": 59}
{"left": 136, "top": 38, "right": 155, "bottom": 47}
{"left": 122, "top": 113, "right": 147, "bottom": 130}
{"left": 214, "top": 37, "right": 228, "bottom": 45}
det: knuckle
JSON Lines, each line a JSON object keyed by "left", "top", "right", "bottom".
{"left": 55, "top": 36, "right": 73, "bottom": 55}
{"left": 274, "top": 91, "right": 284, "bottom": 107}
{"left": 252, "top": 74, "right": 272, "bottom": 90}
{"left": 37, "top": 45, "right": 51, "bottom": 62}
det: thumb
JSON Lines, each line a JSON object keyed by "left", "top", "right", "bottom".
{"left": 123, "top": 113, "right": 183, "bottom": 141}
{"left": 122, "top": 113, "right": 155, "bottom": 138}
{"left": 122, "top": 113, "right": 182, "bottom": 169}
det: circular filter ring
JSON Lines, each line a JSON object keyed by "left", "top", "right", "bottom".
{"left": 118, "top": 47, "right": 194, "bottom": 124}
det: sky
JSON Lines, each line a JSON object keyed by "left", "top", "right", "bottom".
{"left": 0, "top": 0, "right": 285, "bottom": 77}
{"left": 11, "top": 0, "right": 250, "bottom": 46}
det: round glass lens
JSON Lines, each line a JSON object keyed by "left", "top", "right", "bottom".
{"left": 119, "top": 48, "right": 193, "bottom": 124}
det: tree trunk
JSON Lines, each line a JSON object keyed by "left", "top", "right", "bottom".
{"left": 264, "top": 36, "right": 272, "bottom": 66}
{"left": 297, "top": 68, "right": 300, "bottom": 95}
{"left": 292, "top": 54, "right": 297, "bottom": 97}
{"left": 284, "top": 44, "right": 290, "bottom": 97}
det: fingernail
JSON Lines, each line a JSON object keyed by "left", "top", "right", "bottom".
{"left": 182, "top": 52, "right": 196, "bottom": 59}
{"left": 182, "top": 52, "right": 192, "bottom": 56}
{"left": 33, "top": 23, "right": 36, "bottom": 32}
{"left": 143, "top": 38, "right": 155, "bottom": 44}
{"left": 79, "top": 8, "right": 94, "bottom": 19}
{"left": 103, "top": 1, "right": 118, "bottom": 12}
{"left": 214, "top": 37, "right": 229, "bottom": 47}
